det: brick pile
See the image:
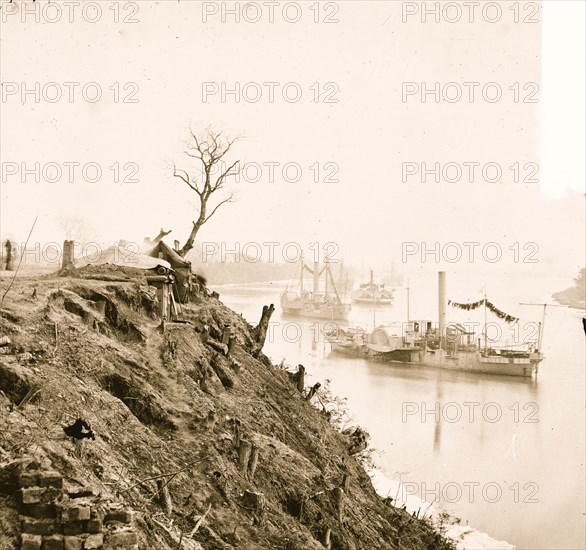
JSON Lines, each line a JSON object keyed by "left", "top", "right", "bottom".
{"left": 16, "top": 461, "right": 139, "bottom": 550}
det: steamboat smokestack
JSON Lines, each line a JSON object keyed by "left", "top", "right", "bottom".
{"left": 438, "top": 271, "right": 446, "bottom": 342}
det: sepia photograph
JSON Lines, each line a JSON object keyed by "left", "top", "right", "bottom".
{"left": 0, "top": 1, "right": 584, "bottom": 549}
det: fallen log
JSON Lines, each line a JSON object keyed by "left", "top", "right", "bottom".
{"left": 210, "top": 353, "right": 235, "bottom": 389}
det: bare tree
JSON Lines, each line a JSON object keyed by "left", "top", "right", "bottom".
{"left": 59, "top": 216, "right": 95, "bottom": 246}
{"left": 173, "top": 128, "right": 241, "bottom": 257}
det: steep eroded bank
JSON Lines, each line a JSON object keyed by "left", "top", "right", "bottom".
{"left": 0, "top": 273, "right": 454, "bottom": 550}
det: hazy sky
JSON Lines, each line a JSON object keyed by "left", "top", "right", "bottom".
{"left": 1, "top": 1, "right": 584, "bottom": 277}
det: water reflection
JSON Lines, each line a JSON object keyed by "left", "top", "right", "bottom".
{"left": 213, "top": 282, "right": 585, "bottom": 550}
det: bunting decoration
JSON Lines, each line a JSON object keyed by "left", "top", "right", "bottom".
{"left": 448, "top": 299, "right": 519, "bottom": 323}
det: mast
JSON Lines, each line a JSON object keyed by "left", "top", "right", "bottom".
{"left": 539, "top": 304, "right": 546, "bottom": 351}
{"left": 438, "top": 272, "right": 446, "bottom": 349}
{"left": 519, "top": 302, "right": 557, "bottom": 352}
{"left": 313, "top": 261, "right": 320, "bottom": 297}
{"left": 300, "top": 254, "right": 304, "bottom": 292}
{"left": 483, "top": 286, "right": 488, "bottom": 354}
{"left": 406, "top": 279, "right": 410, "bottom": 322}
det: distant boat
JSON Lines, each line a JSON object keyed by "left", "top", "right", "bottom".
{"left": 281, "top": 258, "right": 351, "bottom": 321}
{"left": 352, "top": 270, "right": 393, "bottom": 305}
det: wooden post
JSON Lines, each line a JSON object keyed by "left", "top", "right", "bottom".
{"left": 238, "top": 440, "right": 252, "bottom": 474}
{"left": 322, "top": 527, "right": 332, "bottom": 549}
{"left": 248, "top": 444, "right": 259, "bottom": 480}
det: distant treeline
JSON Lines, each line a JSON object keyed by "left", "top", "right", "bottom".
{"left": 553, "top": 268, "right": 586, "bottom": 308}
{"left": 192, "top": 258, "right": 296, "bottom": 285}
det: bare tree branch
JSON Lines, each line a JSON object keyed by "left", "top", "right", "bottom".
{"left": 172, "top": 128, "right": 242, "bottom": 257}
{"left": 204, "top": 193, "right": 235, "bottom": 224}
{"left": 173, "top": 164, "right": 202, "bottom": 196}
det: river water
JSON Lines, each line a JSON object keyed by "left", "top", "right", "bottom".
{"left": 212, "top": 272, "right": 585, "bottom": 549}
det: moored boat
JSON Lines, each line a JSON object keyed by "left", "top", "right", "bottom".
{"left": 281, "top": 258, "right": 351, "bottom": 321}
{"left": 331, "top": 272, "right": 544, "bottom": 377}
{"left": 352, "top": 270, "right": 393, "bottom": 305}
{"left": 325, "top": 326, "right": 367, "bottom": 356}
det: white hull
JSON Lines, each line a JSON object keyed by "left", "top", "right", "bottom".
{"left": 353, "top": 297, "right": 393, "bottom": 305}
{"left": 281, "top": 298, "right": 350, "bottom": 321}
{"left": 370, "top": 347, "right": 540, "bottom": 377}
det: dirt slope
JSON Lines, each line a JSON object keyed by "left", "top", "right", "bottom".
{"left": 0, "top": 271, "right": 454, "bottom": 550}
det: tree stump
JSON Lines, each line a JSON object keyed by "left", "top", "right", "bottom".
{"left": 238, "top": 440, "right": 252, "bottom": 473}
{"left": 288, "top": 364, "right": 306, "bottom": 392}
{"left": 305, "top": 382, "right": 321, "bottom": 402}
{"left": 332, "top": 487, "right": 344, "bottom": 522}
{"left": 341, "top": 473, "right": 350, "bottom": 492}
{"left": 228, "top": 335, "right": 237, "bottom": 356}
{"left": 242, "top": 490, "right": 265, "bottom": 515}
{"left": 252, "top": 304, "right": 275, "bottom": 356}
{"left": 295, "top": 364, "right": 305, "bottom": 392}
{"left": 222, "top": 324, "right": 231, "bottom": 344}
{"left": 248, "top": 444, "right": 260, "bottom": 480}
{"left": 156, "top": 479, "right": 173, "bottom": 515}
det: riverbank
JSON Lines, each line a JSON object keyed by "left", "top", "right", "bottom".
{"left": 369, "top": 471, "right": 515, "bottom": 550}
{"left": 0, "top": 270, "right": 454, "bottom": 549}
